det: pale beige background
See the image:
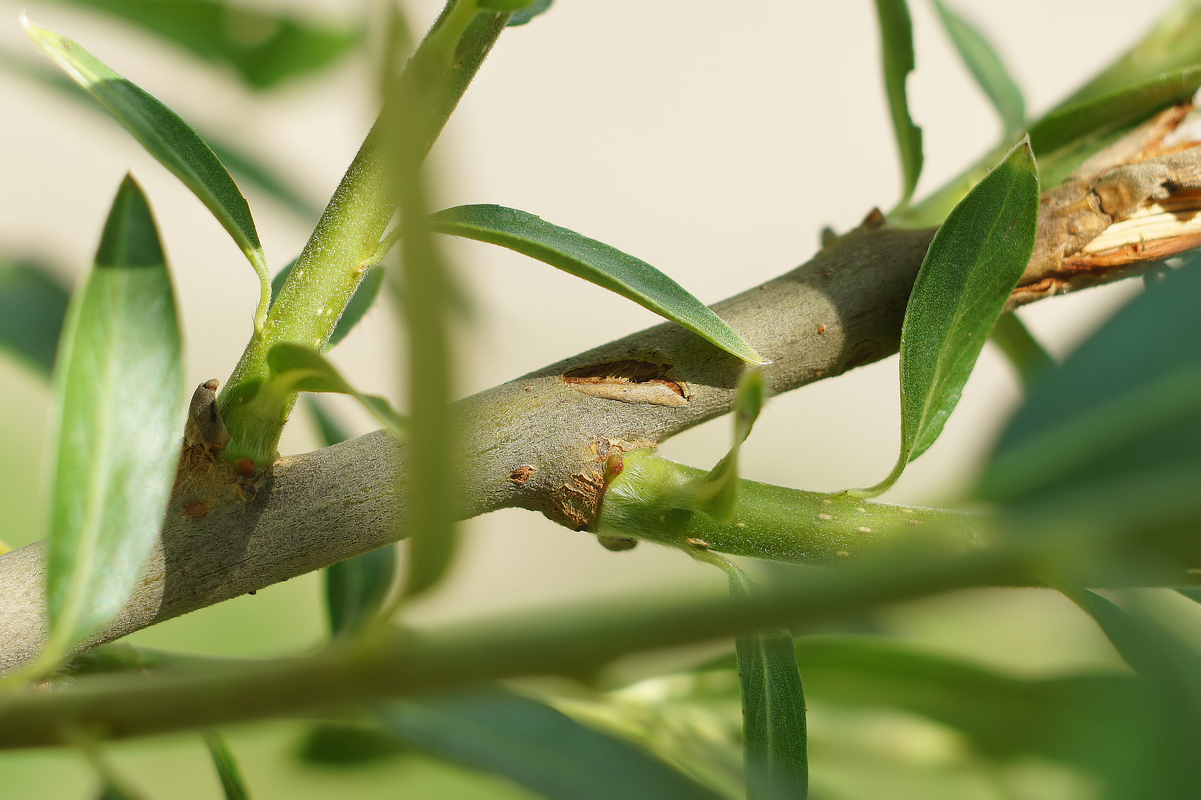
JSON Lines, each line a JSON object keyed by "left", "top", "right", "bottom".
{"left": 0, "top": 1, "right": 1173, "bottom": 660}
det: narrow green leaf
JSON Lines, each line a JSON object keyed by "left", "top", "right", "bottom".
{"left": 305, "top": 396, "right": 350, "bottom": 447}
{"left": 933, "top": 0, "right": 1025, "bottom": 137}
{"left": 326, "top": 546, "right": 397, "bottom": 638}
{"left": 1175, "top": 587, "right": 1201, "bottom": 605}
{"left": 45, "top": 175, "right": 184, "bottom": 657}
{"left": 0, "top": 259, "right": 70, "bottom": 376}
{"left": 1053, "top": 4, "right": 1201, "bottom": 110}
{"left": 265, "top": 343, "right": 407, "bottom": 439}
{"left": 899, "top": 66, "right": 1201, "bottom": 228}
{"left": 873, "top": 0, "right": 924, "bottom": 206}
{"left": 1030, "top": 66, "right": 1201, "bottom": 188}
{"left": 694, "top": 635, "right": 1169, "bottom": 790}
{"left": 1064, "top": 589, "right": 1201, "bottom": 797}
{"left": 507, "top": 0, "right": 553, "bottom": 26}
{"left": 0, "top": 49, "right": 319, "bottom": 220}
{"left": 978, "top": 258, "right": 1201, "bottom": 517}
{"left": 54, "top": 0, "right": 360, "bottom": 90}
{"left": 726, "top": 569, "right": 807, "bottom": 800}
{"left": 308, "top": 390, "right": 399, "bottom": 641}
{"left": 682, "top": 370, "right": 766, "bottom": 523}
{"left": 989, "top": 311, "right": 1055, "bottom": 393}
{"left": 204, "top": 732, "right": 251, "bottom": 800}
{"left": 25, "top": 20, "right": 272, "bottom": 328}
{"left": 296, "top": 722, "right": 408, "bottom": 765}
{"left": 377, "top": 687, "right": 723, "bottom": 800}
{"left": 271, "top": 261, "right": 385, "bottom": 348}
{"left": 428, "top": 204, "right": 767, "bottom": 365}
{"left": 868, "top": 140, "right": 1039, "bottom": 494}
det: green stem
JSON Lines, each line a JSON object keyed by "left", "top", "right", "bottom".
{"left": 596, "top": 450, "right": 984, "bottom": 563}
{"left": 0, "top": 548, "right": 1025, "bottom": 748}
{"left": 990, "top": 311, "right": 1056, "bottom": 392}
{"left": 217, "top": 2, "right": 511, "bottom": 467}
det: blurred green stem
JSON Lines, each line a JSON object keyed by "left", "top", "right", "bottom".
{"left": 217, "top": 2, "right": 511, "bottom": 468}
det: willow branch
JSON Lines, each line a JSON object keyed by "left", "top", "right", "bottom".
{"left": 3, "top": 110, "right": 1201, "bottom": 675}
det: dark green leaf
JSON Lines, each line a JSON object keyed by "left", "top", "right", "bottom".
{"left": 326, "top": 546, "right": 396, "bottom": 638}
{"left": 873, "top": 0, "right": 923, "bottom": 206}
{"left": 45, "top": 176, "right": 184, "bottom": 656}
{"left": 1175, "top": 587, "right": 1201, "bottom": 605}
{"left": 265, "top": 343, "right": 407, "bottom": 438}
{"left": 0, "top": 259, "right": 70, "bottom": 376}
{"left": 54, "top": 0, "right": 360, "bottom": 90}
{"left": 727, "top": 570, "right": 807, "bottom": 800}
{"left": 989, "top": 311, "right": 1055, "bottom": 393}
{"left": 933, "top": 0, "right": 1025, "bottom": 137}
{"left": 305, "top": 396, "right": 350, "bottom": 447}
{"left": 296, "top": 722, "right": 409, "bottom": 766}
{"left": 507, "top": 0, "right": 553, "bottom": 26}
{"left": 26, "top": 20, "right": 272, "bottom": 326}
{"left": 428, "top": 204, "right": 767, "bottom": 365}
{"left": 377, "top": 687, "right": 722, "bottom": 800}
{"left": 1030, "top": 66, "right": 1201, "bottom": 188}
{"left": 868, "top": 140, "right": 1039, "bottom": 493}
{"left": 977, "top": 259, "right": 1201, "bottom": 526}
{"left": 305, "top": 392, "right": 399, "bottom": 640}
{"left": 204, "top": 731, "right": 251, "bottom": 800}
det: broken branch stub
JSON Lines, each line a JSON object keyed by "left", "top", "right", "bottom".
{"left": 1016, "top": 103, "right": 1201, "bottom": 306}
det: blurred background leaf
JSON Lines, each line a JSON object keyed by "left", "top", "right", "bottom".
{"left": 44, "top": 0, "right": 360, "bottom": 90}
{"left": 0, "top": 258, "right": 69, "bottom": 377}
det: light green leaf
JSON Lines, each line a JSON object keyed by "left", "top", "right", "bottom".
{"left": 0, "top": 259, "right": 70, "bottom": 377}
{"left": 873, "top": 0, "right": 924, "bottom": 206}
{"left": 1054, "top": 5, "right": 1201, "bottom": 110}
{"left": 45, "top": 175, "right": 184, "bottom": 656}
{"left": 1030, "top": 66, "right": 1201, "bottom": 188}
{"left": 54, "top": 0, "right": 359, "bottom": 90}
{"left": 933, "top": 0, "right": 1025, "bottom": 137}
{"left": 727, "top": 569, "right": 807, "bottom": 800}
{"left": 428, "top": 204, "right": 767, "bottom": 365}
{"left": 377, "top": 687, "right": 723, "bottom": 800}
{"left": 265, "top": 343, "right": 407, "bottom": 439}
{"left": 24, "top": 20, "right": 271, "bottom": 328}
{"left": 977, "top": 258, "right": 1201, "bottom": 526}
{"left": 867, "top": 140, "right": 1038, "bottom": 494}
{"left": 682, "top": 370, "right": 766, "bottom": 523}
{"left": 1063, "top": 589, "right": 1201, "bottom": 797}
{"left": 203, "top": 732, "right": 251, "bottom": 800}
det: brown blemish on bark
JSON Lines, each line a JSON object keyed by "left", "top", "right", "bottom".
{"left": 542, "top": 437, "right": 652, "bottom": 532}
{"left": 509, "top": 464, "right": 537, "bottom": 484}
{"left": 563, "top": 360, "right": 688, "bottom": 407}
{"left": 184, "top": 500, "right": 213, "bottom": 519}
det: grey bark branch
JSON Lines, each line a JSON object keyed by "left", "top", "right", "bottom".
{"left": 5, "top": 114, "right": 1201, "bottom": 674}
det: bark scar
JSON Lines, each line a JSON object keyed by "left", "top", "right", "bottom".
{"left": 563, "top": 360, "right": 688, "bottom": 406}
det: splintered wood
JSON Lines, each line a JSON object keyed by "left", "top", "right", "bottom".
{"left": 1014, "top": 103, "right": 1201, "bottom": 307}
